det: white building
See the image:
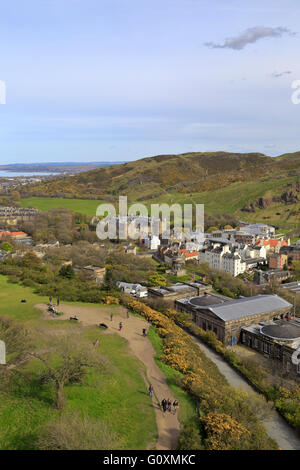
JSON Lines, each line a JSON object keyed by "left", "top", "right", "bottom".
{"left": 144, "top": 234, "right": 161, "bottom": 250}
{"left": 117, "top": 282, "right": 148, "bottom": 298}
{"left": 198, "top": 242, "right": 246, "bottom": 277}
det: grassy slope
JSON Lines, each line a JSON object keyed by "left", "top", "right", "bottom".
{"left": 20, "top": 197, "right": 102, "bottom": 217}
{"left": 20, "top": 173, "right": 300, "bottom": 229}
{"left": 0, "top": 275, "right": 157, "bottom": 450}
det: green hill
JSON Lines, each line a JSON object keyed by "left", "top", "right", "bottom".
{"left": 19, "top": 151, "right": 300, "bottom": 230}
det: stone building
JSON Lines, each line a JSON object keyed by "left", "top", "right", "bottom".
{"left": 254, "top": 269, "right": 292, "bottom": 285}
{"left": 148, "top": 282, "right": 212, "bottom": 303}
{"left": 269, "top": 252, "right": 288, "bottom": 269}
{"left": 241, "top": 319, "right": 300, "bottom": 379}
{"left": 82, "top": 266, "right": 106, "bottom": 283}
{"left": 175, "top": 294, "right": 292, "bottom": 346}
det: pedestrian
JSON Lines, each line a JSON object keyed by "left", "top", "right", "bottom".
{"left": 161, "top": 398, "right": 167, "bottom": 413}
{"left": 173, "top": 400, "right": 179, "bottom": 414}
{"left": 147, "top": 315, "right": 151, "bottom": 323}
{"left": 142, "top": 328, "right": 147, "bottom": 337}
{"left": 57, "top": 298, "right": 60, "bottom": 306}
{"left": 148, "top": 385, "right": 153, "bottom": 398}
{"left": 94, "top": 339, "right": 99, "bottom": 347}
{"left": 49, "top": 296, "right": 52, "bottom": 304}
{"left": 167, "top": 398, "right": 172, "bottom": 412}
{"left": 127, "top": 311, "right": 129, "bottom": 319}
{"left": 119, "top": 322, "right": 123, "bottom": 331}
{"left": 110, "top": 313, "right": 113, "bottom": 321}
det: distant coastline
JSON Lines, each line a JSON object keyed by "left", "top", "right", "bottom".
{"left": 0, "top": 161, "right": 126, "bottom": 176}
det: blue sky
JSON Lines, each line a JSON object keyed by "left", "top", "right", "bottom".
{"left": 0, "top": 0, "right": 300, "bottom": 163}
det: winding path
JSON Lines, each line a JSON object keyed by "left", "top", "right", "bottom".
{"left": 190, "top": 333, "right": 300, "bottom": 450}
{"left": 36, "top": 303, "right": 180, "bottom": 450}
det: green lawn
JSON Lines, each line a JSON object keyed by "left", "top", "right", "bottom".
{"left": 0, "top": 330, "right": 157, "bottom": 450}
{"left": 0, "top": 275, "right": 48, "bottom": 322}
{"left": 20, "top": 197, "right": 103, "bottom": 216}
{"left": 0, "top": 276, "right": 157, "bottom": 449}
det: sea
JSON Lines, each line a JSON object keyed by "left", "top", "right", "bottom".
{"left": 0, "top": 171, "right": 54, "bottom": 177}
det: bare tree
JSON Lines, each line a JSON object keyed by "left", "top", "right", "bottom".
{"left": 33, "top": 337, "right": 108, "bottom": 409}
{"left": 0, "top": 315, "right": 31, "bottom": 367}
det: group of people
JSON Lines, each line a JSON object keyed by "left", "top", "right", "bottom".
{"left": 49, "top": 297, "right": 60, "bottom": 306}
{"left": 148, "top": 385, "right": 179, "bottom": 414}
{"left": 161, "top": 398, "right": 179, "bottom": 414}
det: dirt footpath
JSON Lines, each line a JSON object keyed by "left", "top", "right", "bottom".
{"left": 36, "top": 303, "right": 180, "bottom": 450}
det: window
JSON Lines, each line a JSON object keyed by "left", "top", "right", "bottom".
{"left": 263, "top": 342, "right": 271, "bottom": 354}
{"left": 275, "top": 347, "right": 281, "bottom": 359}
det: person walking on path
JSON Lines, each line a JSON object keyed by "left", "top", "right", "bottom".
{"left": 161, "top": 398, "right": 167, "bottom": 413}
{"left": 57, "top": 298, "right": 60, "bottom": 306}
{"left": 49, "top": 297, "right": 52, "bottom": 304}
{"left": 119, "top": 322, "right": 123, "bottom": 331}
{"left": 142, "top": 328, "right": 147, "bottom": 337}
{"left": 167, "top": 399, "right": 172, "bottom": 413}
{"left": 148, "top": 384, "right": 153, "bottom": 398}
{"left": 147, "top": 315, "right": 151, "bottom": 323}
{"left": 127, "top": 311, "right": 130, "bottom": 319}
{"left": 110, "top": 313, "right": 113, "bottom": 321}
{"left": 94, "top": 339, "right": 99, "bottom": 347}
{"left": 173, "top": 400, "right": 179, "bottom": 414}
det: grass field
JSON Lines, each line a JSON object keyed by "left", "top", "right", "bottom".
{"left": 0, "top": 275, "right": 49, "bottom": 322}
{"left": 20, "top": 197, "right": 102, "bottom": 216}
{"left": 0, "top": 276, "right": 157, "bottom": 450}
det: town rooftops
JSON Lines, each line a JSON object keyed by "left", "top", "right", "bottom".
{"left": 257, "top": 239, "right": 288, "bottom": 248}
{"left": 0, "top": 231, "right": 27, "bottom": 237}
{"left": 177, "top": 249, "right": 199, "bottom": 258}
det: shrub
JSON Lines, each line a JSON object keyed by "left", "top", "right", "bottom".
{"left": 36, "top": 412, "right": 121, "bottom": 450}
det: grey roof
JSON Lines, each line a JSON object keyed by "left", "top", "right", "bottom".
{"left": 189, "top": 294, "right": 225, "bottom": 307}
{"left": 198, "top": 295, "right": 292, "bottom": 322}
{"left": 261, "top": 321, "right": 300, "bottom": 340}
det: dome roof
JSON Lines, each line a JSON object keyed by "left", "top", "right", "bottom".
{"left": 261, "top": 323, "right": 300, "bottom": 340}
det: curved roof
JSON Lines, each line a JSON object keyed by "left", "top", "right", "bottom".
{"left": 261, "top": 323, "right": 300, "bottom": 340}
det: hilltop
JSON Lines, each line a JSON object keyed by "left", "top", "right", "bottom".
{"left": 18, "top": 151, "right": 300, "bottom": 230}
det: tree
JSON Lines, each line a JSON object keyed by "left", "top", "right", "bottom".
{"left": 20, "top": 252, "right": 42, "bottom": 268}
{"left": 207, "top": 226, "right": 219, "bottom": 233}
{"left": 0, "top": 241, "right": 14, "bottom": 252}
{"left": 34, "top": 338, "right": 107, "bottom": 409}
{"left": 148, "top": 274, "right": 167, "bottom": 286}
{"left": 59, "top": 264, "right": 75, "bottom": 279}
{"left": 177, "top": 420, "right": 204, "bottom": 450}
{"left": 0, "top": 316, "right": 31, "bottom": 366}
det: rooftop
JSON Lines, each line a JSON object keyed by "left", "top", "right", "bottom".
{"left": 180, "top": 294, "right": 292, "bottom": 322}
{"left": 261, "top": 321, "right": 300, "bottom": 340}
